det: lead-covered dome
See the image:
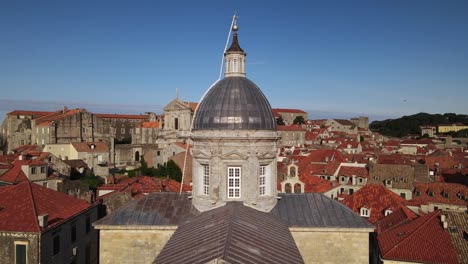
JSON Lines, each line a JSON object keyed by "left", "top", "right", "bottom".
{"left": 193, "top": 77, "right": 276, "bottom": 130}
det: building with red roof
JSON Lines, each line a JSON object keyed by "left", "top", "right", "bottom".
{"left": 0, "top": 181, "right": 99, "bottom": 263}
{"left": 408, "top": 182, "right": 468, "bottom": 213}
{"left": 342, "top": 184, "right": 418, "bottom": 225}
{"left": 377, "top": 210, "right": 459, "bottom": 264}
{"left": 271, "top": 108, "right": 308, "bottom": 125}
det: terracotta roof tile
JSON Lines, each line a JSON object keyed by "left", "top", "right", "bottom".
{"left": 0, "top": 164, "right": 29, "bottom": 183}
{"left": 342, "top": 184, "right": 417, "bottom": 224}
{"left": 0, "top": 181, "right": 91, "bottom": 232}
{"left": 7, "top": 110, "right": 53, "bottom": 116}
{"left": 411, "top": 182, "right": 468, "bottom": 207}
{"left": 378, "top": 211, "right": 459, "bottom": 264}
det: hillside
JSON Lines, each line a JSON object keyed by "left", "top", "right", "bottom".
{"left": 369, "top": 113, "right": 468, "bottom": 137}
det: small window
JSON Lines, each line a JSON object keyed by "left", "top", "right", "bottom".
{"left": 259, "top": 166, "right": 267, "bottom": 196}
{"left": 400, "top": 193, "right": 406, "bottom": 199}
{"left": 15, "top": 242, "right": 27, "bottom": 264}
{"left": 228, "top": 167, "right": 241, "bottom": 198}
{"left": 53, "top": 235, "right": 60, "bottom": 255}
{"left": 360, "top": 207, "right": 370, "bottom": 217}
{"left": 121, "top": 128, "right": 125, "bottom": 134}
{"left": 86, "top": 216, "right": 91, "bottom": 233}
{"left": 71, "top": 224, "right": 77, "bottom": 243}
{"left": 428, "top": 191, "right": 434, "bottom": 197}
{"left": 443, "top": 192, "right": 449, "bottom": 198}
{"left": 415, "top": 191, "right": 421, "bottom": 196}
{"left": 157, "top": 151, "right": 160, "bottom": 156}
{"left": 173, "top": 152, "right": 175, "bottom": 156}
{"left": 31, "top": 167, "right": 37, "bottom": 174}
{"left": 202, "top": 164, "right": 210, "bottom": 195}
{"left": 40, "top": 166, "right": 46, "bottom": 174}
{"left": 385, "top": 209, "right": 393, "bottom": 216}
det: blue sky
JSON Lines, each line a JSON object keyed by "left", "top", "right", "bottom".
{"left": 1, "top": 0, "right": 467, "bottom": 121}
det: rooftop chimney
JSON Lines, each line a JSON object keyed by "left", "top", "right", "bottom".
{"left": 38, "top": 214, "right": 48, "bottom": 228}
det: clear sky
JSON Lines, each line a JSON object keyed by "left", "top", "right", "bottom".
{"left": 1, "top": 0, "right": 467, "bottom": 121}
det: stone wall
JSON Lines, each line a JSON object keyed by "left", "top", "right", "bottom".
{"left": 98, "top": 228, "right": 176, "bottom": 264}
{"left": 290, "top": 228, "right": 371, "bottom": 264}
{"left": 0, "top": 232, "right": 40, "bottom": 264}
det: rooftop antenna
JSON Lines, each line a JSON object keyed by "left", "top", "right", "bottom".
{"left": 218, "top": 13, "right": 237, "bottom": 80}
{"left": 180, "top": 13, "right": 238, "bottom": 194}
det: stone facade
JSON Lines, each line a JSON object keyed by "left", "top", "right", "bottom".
{"left": 290, "top": 227, "right": 372, "bottom": 264}
{"left": 350, "top": 116, "right": 369, "bottom": 129}
{"left": 191, "top": 130, "right": 280, "bottom": 212}
{"left": 98, "top": 227, "right": 176, "bottom": 264}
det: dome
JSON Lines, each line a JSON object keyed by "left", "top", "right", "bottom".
{"left": 193, "top": 77, "right": 277, "bottom": 130}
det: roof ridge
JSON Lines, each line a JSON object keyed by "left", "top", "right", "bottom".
{"left": 383, "top": 211, "right": 440, "bottom": 257}
{"left": 26, "top": 182, "right": 41, "bottom": 232}
{"left": 222, "top": 203, "right": 236, "bottom": 260}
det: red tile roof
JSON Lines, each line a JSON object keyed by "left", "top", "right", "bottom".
{"left": 0, "top": 181, "right": 92, "bottom": 232}
{"left": 7, "top": 110, "right": 53, "bottom": 117}
{"left": 375, "top": 208, "right": 412, "bottom": 233}
{"left": 336, "top": 165, "right": 369, "bottom": 178}
{"left": 378, "top": 210, "right": 459, "bottom": 264}
{"left": 98, "top": 176, "right": 191, "bottom": 198}
{"left": 138, "top": 121, "right": 161, "bottom": 128}
{"left": 0, "top": 164, "right": 29, "bottom": 183}
{"left": 94, "top": 113, "right": 148, "bottom": 119}
{"left": 272, "top": 108, "right": 307, "bottom": 114}
{"left": 411, "top": 182, "right": 468, "bottom": 207}
{"left": 342, "top": 184, "right": 417, "bottom": 224}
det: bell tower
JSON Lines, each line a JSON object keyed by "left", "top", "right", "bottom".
{"left": 224, "top": 19, "right": 246, "bottom": 77}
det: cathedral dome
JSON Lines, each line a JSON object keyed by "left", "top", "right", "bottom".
{"left": 193, "top": 76, "right": 276, "bottom": 130}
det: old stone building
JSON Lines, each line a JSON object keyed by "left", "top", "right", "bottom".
{"left": 272, "top": 108, "right": 308, "bottom": 125}
{"left": 3, "top": 110, "right": 53, "bottom": 152}
{"left": 0, "top": 181, "right": 99, "bottom": 264}
{"left": 94, "top": 18, "right": 374, "bottom": 264}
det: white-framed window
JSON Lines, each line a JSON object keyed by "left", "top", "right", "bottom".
{"left": 202, "top": 164, "right": 210, "bottom": 195}
{"left": 228, "top": 167, "right": 241, "bottom": 198}
{"left": 259, "top": 165, "right": 267, "bottom": 196}
{"left": 14, "top": 241, "right": 28, "bottom": 264}
{"left": 360, "top": 207, "right": 370, "bottom": 217}
{"left": 233, "top": 58, "right": 237, "bottom": 72}
{"left": 384, "top": 209, "right": 393, "bottom": 216}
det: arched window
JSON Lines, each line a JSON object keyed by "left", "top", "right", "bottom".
{"left": 294, "top": 183, "right": 302, "bottom": 193}
{"left": 233, "top": 58, "right": 237, "bottom": 72}
{"left": 285, "top": 183, "right": 292, "bottom": 193}
{"left": 135, "top": 151, "right": 140, "bottom": 162}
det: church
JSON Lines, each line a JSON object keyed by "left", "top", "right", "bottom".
{"left": 94, "top": 18, "right": 373, "bottom": 264}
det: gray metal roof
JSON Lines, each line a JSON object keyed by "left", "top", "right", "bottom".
{"left": 154, "top": 202, "right": 304, "bottom": 264}
{"left": 93, "top": 192, "right": 199, "bottom": 226}
{"left": 193, "top": 77, "right": 277, "bottom": 131}
{"left": 270, "top": 193, "right": 375, "bottom": 229}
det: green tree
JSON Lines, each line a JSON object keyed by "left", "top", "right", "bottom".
{"left": 276, "top": 116, "right": 285, "bottom": 126}
{"left": 166, "top": 160, "right": 182, "bottom": 182}
{"left": 80, "top": 173, "right": 104, "bottom": 191}
{"left": 293, "top": 115, "right": 305, "bottom": 125}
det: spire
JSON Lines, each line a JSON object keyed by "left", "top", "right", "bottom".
{"left": 224, "top": 17, "right": 246, "bottom": 77}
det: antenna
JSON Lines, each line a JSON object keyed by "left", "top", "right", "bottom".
{"left": 217, "top": 14, "right": 237, "bottom": 80}
{"left": 180, "top": 14, "right": 237, "bottom": 194}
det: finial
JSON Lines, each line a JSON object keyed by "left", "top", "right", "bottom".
{"left": 232, "top": 13, "right": 238, "bottom": 31}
